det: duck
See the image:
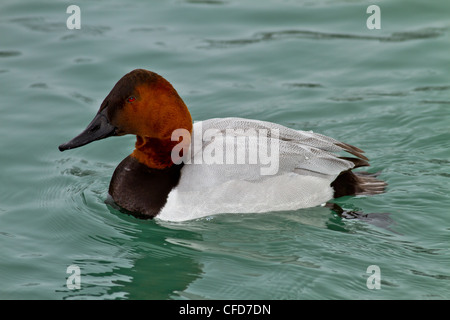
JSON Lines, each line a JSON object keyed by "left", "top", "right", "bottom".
{"left": 59, "top": 69, "right": 386, "bottom": 222}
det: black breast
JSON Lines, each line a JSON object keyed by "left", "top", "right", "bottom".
{"left": 108, "top": 155, "right": 183, "bottom": 218}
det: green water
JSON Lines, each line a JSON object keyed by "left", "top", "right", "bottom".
{"left": 1, "top": 0, "right": 449, "bottom": 300}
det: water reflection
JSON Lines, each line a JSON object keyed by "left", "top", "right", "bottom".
{"left": 61, "top": 205, "right": 202, "bottom": 299}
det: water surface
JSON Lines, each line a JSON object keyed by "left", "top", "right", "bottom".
{"left": 0, "top": 0, "right": 449, "bottom": 299}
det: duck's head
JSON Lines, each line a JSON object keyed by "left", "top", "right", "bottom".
{"left": 59, "top": 69, "right": 193, "bottom": 168}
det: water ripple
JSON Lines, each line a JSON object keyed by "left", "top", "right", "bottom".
{"left": 414, "top": 85, "right": 450, "bottom": 92}
{"left": 0, "top": 50, "right": 21, "bottom": 58}
{"left": 11, "top": 17, "right": 63, "bottom": 33}
{"left": 283, "top": 82, "right": 324, "bottom": 89}
{"left": 203, "top": 27, "right": 447, "bottom": 49}
{"left": 71, "top": 92, "right": 95, "bottom": 104}
{"left": 185, "top": 0, "right": 227, "bottom": 4}
{"left": 29, "top": 83, "right": 49, "bottom": 89}
{"left": 10, "top": 17, "right": 111, "bottom": 37}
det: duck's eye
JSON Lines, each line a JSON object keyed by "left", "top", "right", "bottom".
{"left": 127, "top": 96, "right": 136, "bottom": 103}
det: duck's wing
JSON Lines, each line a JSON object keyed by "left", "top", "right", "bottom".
{"left": 198, "top": 118, "right": 367, "bottom": 159}
{"left": 180, "top": 118, "right": 367, "bottom": 186}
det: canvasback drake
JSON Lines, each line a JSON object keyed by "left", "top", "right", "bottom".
{"left": 59, "top": 69, "right": 386, "bottom": 221}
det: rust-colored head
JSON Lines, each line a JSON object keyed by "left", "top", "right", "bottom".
{"left": 59, "top": 69, "right": 193, "bottom": 168}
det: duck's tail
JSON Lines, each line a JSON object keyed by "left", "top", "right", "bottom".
{"left": 331, "top": 157, "right": 387, "bottom": 198}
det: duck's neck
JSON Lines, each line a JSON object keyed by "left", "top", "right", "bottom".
{"left": 131, "top": 136, "right": 179, "bottom": 169}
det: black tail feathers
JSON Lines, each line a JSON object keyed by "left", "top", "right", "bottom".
{"left": 331, "top": 170, "right": 387, "bottom": 199}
